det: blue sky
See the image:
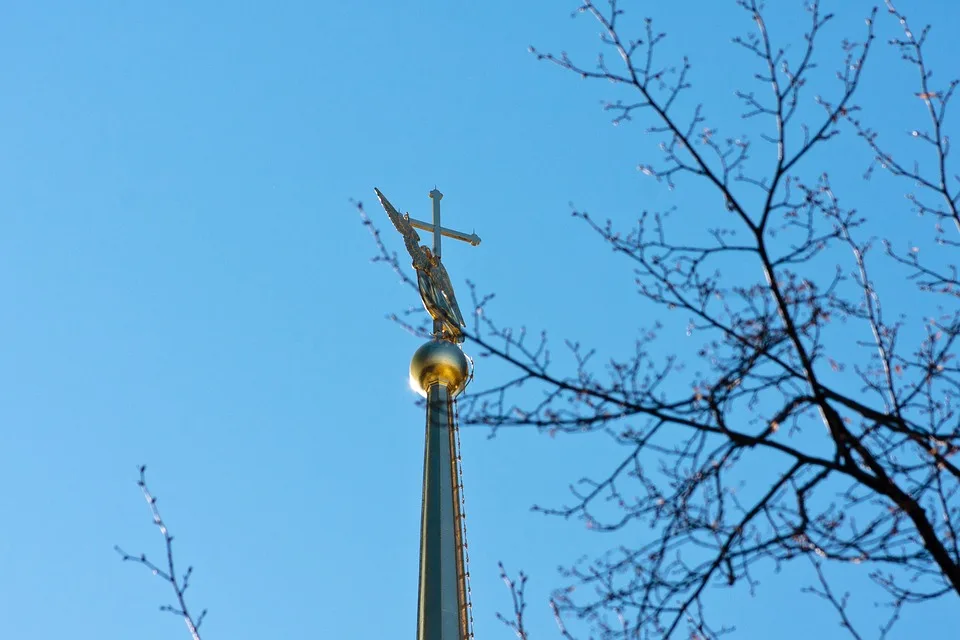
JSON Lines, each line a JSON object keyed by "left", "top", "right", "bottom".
{"left": 0, "top": 1, "right": 957, "bottom": 638}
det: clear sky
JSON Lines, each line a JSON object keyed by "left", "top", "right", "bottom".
{"left": 0, "top": 1, "right": 956, "bottom": 638}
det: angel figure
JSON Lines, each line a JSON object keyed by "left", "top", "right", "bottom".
{"left": 375, "top": 188, "right": 466, "bottom": 343}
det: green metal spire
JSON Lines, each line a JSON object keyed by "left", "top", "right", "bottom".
{"left": 417, "top": 384, "right": 470, "bottom": 639}
{"left": 375, "top": 187, "right": 479, "bottom": 639}
{"left": 410, "top": 340, "right": 472, "bottom": 640}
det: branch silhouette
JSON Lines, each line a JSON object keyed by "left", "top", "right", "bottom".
{"left": 362, "top": 1, "right": 960, "bottom": 637}
{"left": 115, "top": 466, "right": 207, "bottom": 640}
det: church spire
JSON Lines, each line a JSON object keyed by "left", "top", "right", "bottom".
{"left": 411, "top": 340, "right": 472, "bottom": 640}
{"left": 374, "top": 187, "right": 479, "bottom": 639}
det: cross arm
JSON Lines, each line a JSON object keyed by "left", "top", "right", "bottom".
{"left": 408, "top": 217, "right": 482, "bottom": 247}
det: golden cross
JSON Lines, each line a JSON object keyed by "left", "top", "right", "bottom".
{"left": 407, "top": 189, "right": 481, "bottom": 260}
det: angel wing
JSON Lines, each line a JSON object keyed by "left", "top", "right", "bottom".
{"left": 374, "top": 188, "right": 425, "bottom": 265}
{"left": 431, "top": 259, "right": 466, "bottom": 328}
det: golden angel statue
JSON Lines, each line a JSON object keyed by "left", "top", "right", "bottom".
{"left": 375, "top": 188, "right": 466, "bottom": 343}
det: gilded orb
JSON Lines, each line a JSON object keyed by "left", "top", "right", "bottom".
{"left": 410, "top": 340, "right": 470, "bottom": 397}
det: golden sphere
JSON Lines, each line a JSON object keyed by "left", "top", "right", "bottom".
{"left": 410, "top": 340, "right": 470, "bottom": 397}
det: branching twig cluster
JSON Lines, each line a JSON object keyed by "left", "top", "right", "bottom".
{"left": 497, "top": 563, "right": 531, "bottom": 640}
{"left": 115, "top": 466, "right": 207, "bottom": 640}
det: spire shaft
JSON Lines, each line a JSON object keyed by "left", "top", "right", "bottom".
{"left": 417, "top": 383, "right": 470, "bottom": 640}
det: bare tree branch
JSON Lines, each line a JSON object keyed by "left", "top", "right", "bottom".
{"left": 115, "top": 466, "right": 207, "bottom": 640}
{"left": 362, "top": 1, "right": 960, "bottom": 636}
{"left": 497, "top": 563, "right": 532, "bottom": 639}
